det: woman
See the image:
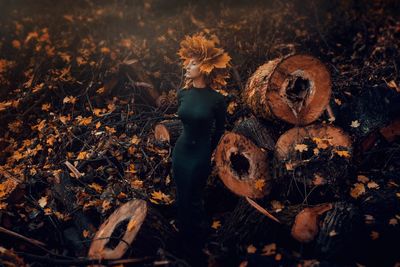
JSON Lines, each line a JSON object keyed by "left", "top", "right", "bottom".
{"left": 172, "top": 32, "right": 231, "bottom": 258}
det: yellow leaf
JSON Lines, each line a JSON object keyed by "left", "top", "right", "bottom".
{"left": 350, "top": 183, "right": 366, "bottom": 199}
{"left": 41, "top": 103, "right": 51, "bottom": 111}
{"left": 8, "top": 120, "right": 22, "bottom": 133}
{"left": 127, "top": 219, "right": 137, "bottom": 231}
{"left": 247, "top": 244, "right": 257, "bottom": 254}
{"left": 102, "top": 200, "right": 112, "bottom": 212}
{"left": 77, "top": 151, "right": 88, "bottom": 160}
{"left": 294, "top": 143, "right": 308, "bottom": 153}
{"left": 105, "top": 126, "right": 116, "bottom": 134}
{"left": 82, "top": 229, "right": 90, "bottom": 238}
{"left": 46, "top": 136, "right": 56, "bottom": 146}
{"left": 77, "top": 116, "right": 92, "bottom": 126}
{"left": 63, "top": 96, "right": 77, "bottom": 104}
{"left": 389, "top": 218, "right": 398, "bottom": 226}
{"left": 357, "top": 175, "right": 369, "bottom": 183}
{"left": 95, "top": 121, "right": 101, "bottom": 129}
{"left": 351, "top": 120, "right": 361, "bottom": 128}
{"left": 211, "top": 220, "right": 221, "bottom": 229}
{"left": 335, "top": 150, "right": 351, "bottom": 158}
{"left": 12, "top": 40, "right": 21, "bottom": 49}
{"left": 270, "top": 200, "right": 284, "bottom": 212}
{"left": 367, "top": 181, "right": 379, "bottom": 189}
{"left": 150, "top": 190, "right": 173, "bottom": 204}
{"left": 59, "top": 115, "right": 71, "bottom": 124}
{"left": 38, "top": 196, "right": 48, "bottom": 208}
{"left": 254, "top": 179, "right": 265, "bottom": 191}
{"left": 131, "top": 179, "right": 143, "bottom": 189}
{"left": 88, "top": 183, "right": 103, "bottom": 193}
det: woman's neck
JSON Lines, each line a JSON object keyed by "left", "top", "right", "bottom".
{"left": 192, "top": 77, "right": 206, "bottom": 88}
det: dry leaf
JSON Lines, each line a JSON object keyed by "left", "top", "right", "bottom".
{"left": 247, "top": 244, "right": 257, "bottom": 254}
{"left": 38, "top": 196, "right": 48, "bottom": 208}
{"left": 351, "top": 120, "right": 361, "bottom": 128}
{"left": 350, "top": 183, "right": 366, "bottom": 199}
{"left": 254, "top": 179, "right": 266, "bottom": 191}
{"left": 294, "top": 143, "right": 308, "bottom": 153}
{"left": 211, "top": 220, "right": 221, "bottom": 229}
{"left": 127, "top": 219, "right": 137, "bottom": 231}
{"left": 357, "top": 175, "right": 369, "bottom": 183}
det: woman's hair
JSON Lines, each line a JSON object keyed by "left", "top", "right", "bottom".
{"left": 177, "top": 32, "right": 232, "bottom": 91}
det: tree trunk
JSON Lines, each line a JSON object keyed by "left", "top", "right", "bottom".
{"left": 214, "top": 116, "right": 275, "bottom": 199}
{"left": 273, "top": 124, "right": 352, "bottom": 204}
{"left": 154, "top": 119, "right": 183, "bottom": 145}
{"left": 242, "top": 54, "right": 332, "bottom": 126}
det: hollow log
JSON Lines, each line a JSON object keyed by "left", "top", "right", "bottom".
{"left": 88, "top": 199, "right": 179, "bottom": 260}
{"left": 214, "top": 116, "right": 275, "bottom": 198}
{"left": 154, "top": 119, "right": 183, "bottom": 145}
{"left": 242, "top": 54, "right": 332, "bottom": 126}
{"left": 273, "top": 124, "right": 352, "bottom": 204}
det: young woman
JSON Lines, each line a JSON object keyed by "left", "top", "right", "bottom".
{"left": 172, "top": 32, "right": 231, "bottom": 260}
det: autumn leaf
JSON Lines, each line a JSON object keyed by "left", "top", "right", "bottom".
{"left": 82, "top": 229, "right": 90, "bottom": 238}
{"left": 357, "top": 175, "right": 369, "bottom": 183}
{"left": 211, "top": 220, "right": 221, "bottom": 229}
{"left": 350, "top": 183, "right": 366, "bottom": 199}
{"left": 247, "top": 244, "right": 257, "bottom": 254}
{"left": 150, "top": 190, "right": 173, "bottom": 205}
{"left": 127, "top": 219, "right": 137, "bottom": 231}
{"left": 63, "top": 96, "right": 77, "bottom": 104}
{"left": 350, "top": 120, "right": 361, "bottom": 128}
{"left": 38, "top": 196, "right": 48, "bottom": 208}
{"left": 77, "top": 151, "right": 88, "bottom": 160}
{"left": 367, "top": 181, "right": 379, "bottom": 189}
{"left": 254, "top": 179, "right": 266, "bottom": 191}
{"left": 77, "top": 116, "right": 92, "bottom": 126}
{"left": 294, "top": 143, "right": 308, "bottom": 153}
{"left": 334, "top": 149, "right": 351, "bottom": 158}
{"left": 131, "top": 179, "right": 143, "bottom": 189}
{"left": 88, "top": 183, "right": 103, "bottom": 193}
{"left": 41, "top": 103, "right": 51, "bottom": 111}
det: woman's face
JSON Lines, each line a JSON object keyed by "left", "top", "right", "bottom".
{"left": 184, "top": 58, "right": 202, "bottom": 79}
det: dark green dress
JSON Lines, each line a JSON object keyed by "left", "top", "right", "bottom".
{"left": 171, "top": 85, "right": 227, "bottom": 248}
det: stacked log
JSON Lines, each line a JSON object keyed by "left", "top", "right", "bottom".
{"left": 242, "top": 54, "right": 332, "bottom": 126}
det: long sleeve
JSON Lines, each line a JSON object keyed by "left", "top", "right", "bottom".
{"left": 210, "top": 96, "right": 227, "bottom": 151}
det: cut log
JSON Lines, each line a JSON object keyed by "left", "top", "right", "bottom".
{"left": 154, "top": 119, "right": 183, "bottom": 145}
{"left": 242, "top": 54, "right": 332, "bottom": 125}
{"left": 214, "top": 116, "right": 275, "bottom": 198}
{"left": 291, "top": 203, "right": 333, "bottom": 243}
{"left": 273, "top": 124, "right": 352, "bottom": 204}
{"left": 88, "top": 199, "right": 179, "bottom": 260}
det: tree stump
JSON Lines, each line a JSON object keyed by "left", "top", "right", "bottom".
{"left": 214, "top": 116, "right": 275, "bottom": 199}
{"left": 242, "top": 54, "right": 332, "bottom": 126}
{"left": 88, "top": 199, "right": 179, "bottom": 260}
{"left": 154, "top": 119, "right": 183, "bottom": 145}
{"left": 273, "top": 124, "right": 352, "bottom": 204}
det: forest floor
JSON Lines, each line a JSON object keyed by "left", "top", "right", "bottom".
{"left": 0, "top": 0, "right": 399, "bottom": 266}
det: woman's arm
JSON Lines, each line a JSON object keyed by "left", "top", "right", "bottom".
{"left": 211, "top": 96, "right": 227, "bottom": 151}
